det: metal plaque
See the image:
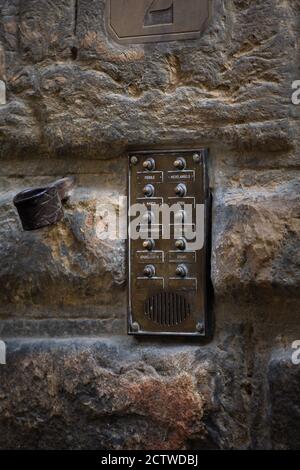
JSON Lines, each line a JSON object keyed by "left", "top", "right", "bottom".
{"left": 106, "top": 0, "right": 210, "bottom": 44}
{"left": 128, "top": 149, "right": 211, "bottom": 337}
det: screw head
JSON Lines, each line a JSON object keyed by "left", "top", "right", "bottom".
{"left": 193, "top": 153, "right": 201, "bottom": 164}
{"left": 131, "top": 322, "right": 140, "bottom": 332}
{"left": 131, "top": 156, "right": 138, "bottom": 165}
{"left": 196, "top": 322, "right": 204, "bottom": 334}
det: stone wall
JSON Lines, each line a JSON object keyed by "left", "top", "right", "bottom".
{"left": 0, "top": 0, "right": 299, "bottom": 449}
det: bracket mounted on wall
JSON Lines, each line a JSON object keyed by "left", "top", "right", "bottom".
{"left": 13, "top": 177, "right": 76, "bottom": 231}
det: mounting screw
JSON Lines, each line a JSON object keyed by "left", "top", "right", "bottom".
{"left": 193, "top": 153, "right": 201, "bottom": 164}
{"left": 131, "top": 322, "right": 140, "bottom": 332}
{"left": 196, "top": 322, "right": 205, "bottom": 334}
{"left": 131, "top": 156, "right": 138, "bottom": 165}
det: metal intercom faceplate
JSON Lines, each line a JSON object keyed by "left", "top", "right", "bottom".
{"left": 128, "top": 149, "right": 210, "bottom": 337}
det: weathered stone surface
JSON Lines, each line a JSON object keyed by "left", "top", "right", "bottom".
{"left": 212, "top": 175, "right": 300, "bottom": 298}
{"left": 2, "top": 324, "right": 297, "bottom": 449}
{"left": 0, "top": 0, "right": 298, "bottom": 159}
{"left": 268, "top": 350, "right": 300, "bottom": 450}
{"left": 0, "top": 0, "right": 299, "bottom": 451}
{"left": 18, "top": 0, "right": 75, "bottom": 62}
{"left": 0, "top": 338, "right": 218, "bottom": 450}
{"left": 0, "top": 159, "right": 127, "bottom": 333}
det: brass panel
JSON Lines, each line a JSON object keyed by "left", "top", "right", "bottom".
{"left": 106, "top": 0, "right": 210, "bottom": 44}
{"left": 128, "top": 148, "right": 211, "bottom": 337}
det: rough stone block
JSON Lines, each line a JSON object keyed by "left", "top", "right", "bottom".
{"left": 18, "top": 0, "right": 76, "bottom": 62}
{"left": 268, "top": 350, "right": 300, "bottom": 450}
{"left": 0, "top": 338, "right": 218, "bottom": 450}
{"left": 212, "top": 177, "right": 300, "bottom": 299}
{"left": 0, "top": 0, "right": 297, "bottom": 158}
{"left": 0, "top": 159, "right": 127, "bottom": 333}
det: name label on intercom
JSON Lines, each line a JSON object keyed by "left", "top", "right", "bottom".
{"left": 128, "top": 149, "right": 210, "bottom": 337}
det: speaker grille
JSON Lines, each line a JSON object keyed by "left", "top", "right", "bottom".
{"left": 145, "top": 292, "right": 191, "bottom": 326}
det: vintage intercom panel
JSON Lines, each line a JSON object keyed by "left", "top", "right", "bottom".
{"left": 128, "top": 149, "right": 210, "bottom": 337}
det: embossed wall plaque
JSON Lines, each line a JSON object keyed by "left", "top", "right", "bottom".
{"left": 106, "top": 0, "right": 210, "bottom": 44}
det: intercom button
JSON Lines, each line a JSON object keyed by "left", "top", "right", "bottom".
{"left": 174, "top": 183, "right": 187, "bottom": 197}
{"left": 175, "top": 264, "right": 188, "bottom": 278}
{"left": 143, "top": 158, "right": 155, "bottom": 171}
{"left": 143, "top": 265, "right": 156, "bottom": 278}
{"left": 143, "top": 184, "right": 155, "bottom": 197}
{"left": 142, "top": 239, "right": 155, "bottom": 251}
{"left": 175, "top": 239, "right": 186, "bottom": 250}
{"left": 173, "top": 158, "right": 186, "bottom": 170}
